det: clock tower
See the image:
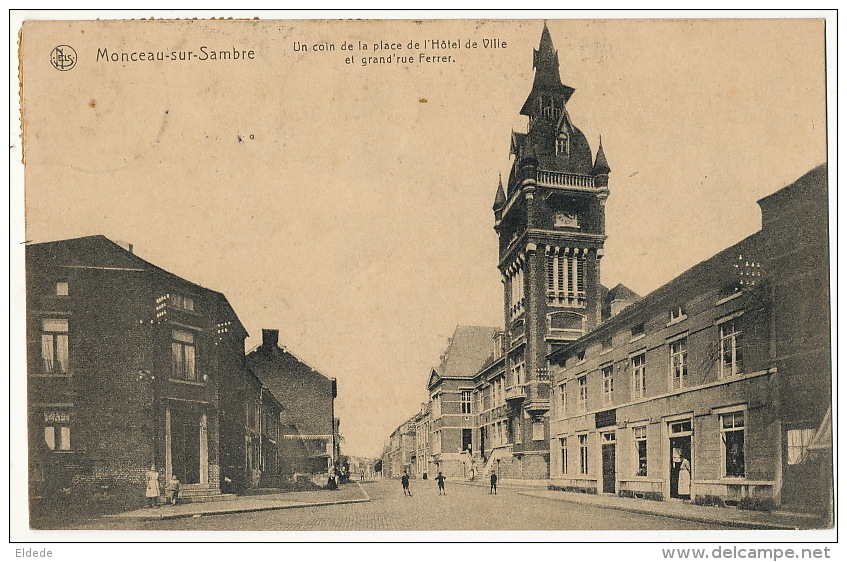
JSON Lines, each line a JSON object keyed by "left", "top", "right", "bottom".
{"left": 491, "top": 23, "right": 610, "bottom": 471}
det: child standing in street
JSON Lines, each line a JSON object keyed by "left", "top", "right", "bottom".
{"left": 435, "top": 472, "right": 446, "bottom": 495}
{"left": 489, "top": 472, "right": 498, "bottom": 495}
{"left": 401, "top": 472, "right": 412, "bottom": 496}
{"left": 145, "top": 464, "right": 160, "bottom": 508}
{"left": 166, "top": 474, "right": 181, "bottom": 505}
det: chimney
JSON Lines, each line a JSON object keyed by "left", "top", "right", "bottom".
{"left": 262, "top": 329, "right": 279, "bottom": 349}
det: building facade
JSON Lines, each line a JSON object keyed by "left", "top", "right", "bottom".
{"left": 26, "top": 235, "right": 279, "bottom": 506}
{"left": 547, "top": 165, "right": 831, "bottom": 510}
{"left": 488, "top": 22, "right": 613, "bottom": 478}
{"left": 427, "top": 326, "right": 498, "bottom": 478}
{"left": 245, "top": 329, "right": 340, "bottom": 477}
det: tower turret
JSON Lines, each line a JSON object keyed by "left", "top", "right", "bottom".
{"left": 593, "top": 137, "right": 611, "bottom": 188}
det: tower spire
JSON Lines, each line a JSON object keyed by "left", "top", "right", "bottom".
{"left": 521, "top": 23, "right": 574, "bottom": 117}
{"left": 593, "top": 136, "right": 610, "bottom": 175}
{"left": 492, "top": 173, "right": 506, "bottom": 210}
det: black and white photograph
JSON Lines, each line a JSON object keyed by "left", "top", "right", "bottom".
{"left": 10, "top": 10, "right": 836, "bottom": 550}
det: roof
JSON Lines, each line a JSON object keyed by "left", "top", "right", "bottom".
{"left": 26, "top": 234, "right": 248, "bottom": 336}
{"left": 606, "top": 283, "right": 640, "bottom": 303}
{"left": 549, "top": 230, "right": 763, "bottom": 361}
{"left": 428, "top": 326, "right": 498, "bottom": 389}
{"left": 520, "top": 24, "right": 575, "bottom": 116}
{"left": 593, "top": 138, "right": 610, "bottom": 175}
{"left": 492, "top": 175, "right": 506, "bottom": 210}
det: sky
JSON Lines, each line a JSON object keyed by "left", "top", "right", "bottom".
{"left": 18, "top": 17, "right": 828, "bottom": 457}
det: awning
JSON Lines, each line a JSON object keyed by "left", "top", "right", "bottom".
{"left": 807, "top": 406, "right": 832, "bottom": 457}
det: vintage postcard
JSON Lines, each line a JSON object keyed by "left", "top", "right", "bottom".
{"left": 12, "top": 11, "right": 835, "bottom": 550}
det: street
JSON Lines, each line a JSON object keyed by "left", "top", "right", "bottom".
{"left": 77, "top": 479, "right": 732, "bottom": 531}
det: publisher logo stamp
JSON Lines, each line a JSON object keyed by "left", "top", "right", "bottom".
{"left": 50, "top": 45, "right": 77, "bottom": 71}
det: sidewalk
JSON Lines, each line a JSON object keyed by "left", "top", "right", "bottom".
{"left": 105, "top": 482, "right": 370, "bottom": 521}
{"left": 456, "top": 480, "right": 828, "bottom": 530}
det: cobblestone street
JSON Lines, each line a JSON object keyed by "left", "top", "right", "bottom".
{"left": 78, "top": 479, "right": 731, "bottom": 531}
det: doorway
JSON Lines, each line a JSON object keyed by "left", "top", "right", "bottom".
{"left": 168, "top": 405, "right": 204, "bottom": 484}
{"left": 669, "top": 420, "right": 692, "bottom": 499}
{"left": 601, "top": 431, "right": 616, "bottom": 494}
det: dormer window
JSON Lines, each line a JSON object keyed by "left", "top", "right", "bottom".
{"left": 669, "top": 305, "right": 687, "bottom": 324}
{"left": 171, "top": 293, "right": 195, "bottom": 311}
{"left": 541, "top": 96, "right": 562, "bottom": 120}
{"left": 556, "top": 133, "right": 569, "bottom": 156}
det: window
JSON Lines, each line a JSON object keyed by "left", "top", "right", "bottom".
{"left": 494, "top": 332, "right": 504, "bottom": 359}
{"left": 170, "top": 293, "right": 195, "bottom": 311}
{"left": 461, "top": 390, "right": 472, "bottom": 414}
{"left": 558, "top": 382, "right": 567, "bottom": 416}
{"left": 556, "top": 133, "right": 569, "bottom": 156}
{"left": 432, "top": 394, "right": 442, "bottom": 418}
{"left": 670, "top": 305, "right": 686, "bottom": 323}
{"left": 43, "top": 411, "right": 71, "bottom": 451}
{"left": 560, "top": 437, "right": 568, "bottom": 474}
{"left": 511, "top": 353, "right": 525, "bottom": 387}
{"left": 578, "top": 434, "right": 589, "bottom": 474}
{"left": 532, "top": 421, "right": 545, "bottom": 441}
{"left": 171, "top": 329, "right": 197, "bottom": 381}
{"left": 546, "top": 250, "right": 587, "bottom": 306}
{"left": 601, "top": 337, "right": 612, "bottom": 351}
{"left": 632, "top": 353, "right": 646, "bottom": 398}
{"left": 602, "top": 365, "right": 614, "bottom": 405}
{"left": 577, "top": 376, "right": 588, "bottom": 412}
{"left": 575, "top": 350, "right": 586, "bottom": 363}
{"left": 787, "top": 428, "right": 816, "bottom": 465}
{"left": 631, "top": 323, "right": 645, "bottom": 338}
{"left": 55, "top": 281, "right": 69, "bottom": 296}
{"left": 44, "top": 425, "right": 71, "bottom": 451}
{"left": 719, "top": 321, "right": 743, "bottom": 378}
{"left": 509, "top": 265, "right": 525, "bottom": 318}
{"left": 721, "top": 411, "right": 745, "bottom": 477}
{"left": 41, "top": 319, "right": 69, "bottom": 374}
{"left": 670, "top": 339, "right": 687, "bottom": 390}
{"left": 634, "top": 426, "right": 648, "bottom": 476}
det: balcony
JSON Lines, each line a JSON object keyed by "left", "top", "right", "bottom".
{"left": 505, "top": 384, "right": 526, "bottom": 402}
{"left": 536, "top": 170, "right": 596, "bottom": 190}
{"left": 524, "top": 380, "right": 551, "bottom": 416}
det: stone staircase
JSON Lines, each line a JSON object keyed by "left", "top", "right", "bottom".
{"left": 174, "top": 484, "right": 237, "bottom": 504}
{"left": 480, "top": 445, "right": 513, "bottom": 476}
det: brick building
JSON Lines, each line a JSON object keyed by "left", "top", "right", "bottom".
{"left": 26, "top": 235, "right": 277, "bottom": 507}
{"left": 245, "top": 329, "right": 340, "bottom": 477}
{"left": 547, "top": 165, "right": 831, "bottom": 511}
{"left": 428, "top": 326, "right": 499, "bottom": 478}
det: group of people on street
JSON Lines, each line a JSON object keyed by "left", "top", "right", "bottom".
{"left": 400, "top": 471, "right": 497, "bottom": 496}
{"left": 145, "top": 464, "right": 181, "bottom": 508}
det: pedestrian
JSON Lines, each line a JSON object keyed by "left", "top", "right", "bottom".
{"left": 489, "top": 471, "right": 498, "bottom": 495}
{"left": 401, "top": 472, "right": 412, "bottom": 496}
{"left": 678, "top": 457, "right": 691, "bottom": 500}
{"left": 435, "top": 471, "right": 446, "bottom": 495}
{"left": 145, "top": 464, "right": 160, "bottom": 508}
{"left": 166, "top": 474, "right": 180, "bottom": 505}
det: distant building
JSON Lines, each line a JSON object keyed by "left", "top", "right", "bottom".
{"left": 548, "top": 165, "right": 831, "bottom": 511}
{"left": 246, "top": 329, "right": 339, "bottom": 476}
{"left": 383, "top": 417, "right": 417, "bottom": 479}
{"left": 26, "top": 235, "right": 273, "bottom": 506}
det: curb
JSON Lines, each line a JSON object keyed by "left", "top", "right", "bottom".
{"left": 455, "top": 480, "right": 817, "bottom": 531}
{"left": 108, "top": 484, "right": 372, "bottom": 521}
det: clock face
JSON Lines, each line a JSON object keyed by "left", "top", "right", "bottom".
{"left": 555, "top": 210, "right": 579, "bottom": 228}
